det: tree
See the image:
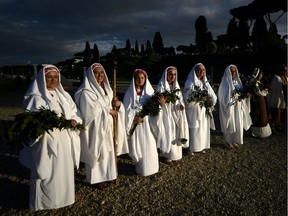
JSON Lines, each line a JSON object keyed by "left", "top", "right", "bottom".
{"left": 135, "top": 40, "right": 140, "bottom": 55}
{"left": 251, "top": 16, "right": 269, "bottom": 50}
{"left": 141, "top": 44, "right": 145, "bottom": 56}
{"left": 238, "top": 18, "right": 250, "bottom": 50}
{"left": 226, "top": 17, "right": 239, "bottom": 50}
{"left": 83, "top": 41, "right": 91, "bottom": 66}
{"left": 194, "top": 16, "right": 213, "bottom": 53}
{"left": 146, "top": 40, "right": 152, "bottom": 49}
{"left": 126, "top": 39, "right": 131, "bottom": 55}
{"left": 152, "top": 32, "right": 164, "bottom": 55}
{"left": 230, "top": 0, "right": 287, "bottom": 49}
{"left": 207, "top": 42, "right": 217, "bottom": 54}
{"left": 146, "top": 40, "right": 154, "bottom": 55}
{"left": 92, "top": 43, "right": 100, "bottom": 62}
{"left": 176, "top": 44, "right": 196, "bottom": 55}
{"left": 195, "top": 16, "right": 207, "bottom": 53}
{"left": 111, "top": 45, "right": 117, "bottom": 58}
{"left": 230, "top": 0, "right": 287, "bottom": 20}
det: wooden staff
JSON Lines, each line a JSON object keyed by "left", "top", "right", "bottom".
{"left": 112, "top": 60, "right": 119, "bottom": 185}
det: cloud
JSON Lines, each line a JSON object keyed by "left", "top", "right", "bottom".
{"left": 0, "top": 0, "right": 286, "bottom": 66}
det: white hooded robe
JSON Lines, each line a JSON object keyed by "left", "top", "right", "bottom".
{"left": 183, "top": 63, "right": 217, "bottom": 153}
{"left": 123, "top": 70, "right": 159, "bottom": 176}
{"left": 155, "top": 66, "right": 189, "bottom": 160}
{"left": 74, "top": 63, "right": 128, "bottom": 184}
{"left": 218, "top": 64, "right": 252, "bottom": 144}
{"left": 19, "top": 65, "right": 82, "bottom": 211}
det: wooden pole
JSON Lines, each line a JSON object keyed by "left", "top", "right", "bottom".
{"left": 113, "top": 60, "right": 119, "bottom": 185}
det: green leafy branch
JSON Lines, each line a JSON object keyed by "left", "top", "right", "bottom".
{"left": 185, "top": 85, "right": 214, "bottom": 118}
{"left": 7, "top": 106, "right": 85, "bottom": 147}
{"left": 128, "top": 88, "right": 180, "bottom": 138}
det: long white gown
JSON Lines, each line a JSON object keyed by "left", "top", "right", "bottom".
{"left": 74, "top": 63, "right": 128, "bottom": 184}
{"left": 218, "top": 64, "right": 252, "bottom": 145}
{"left": 19, "top": 65, "right": 82, "bottom": 211}
{"left": 183, "top": 63, "right": 217, "bottom": 153}
{"left": 123, "top": 70, "right": 159, "bottom": 176}
{"left": 155, "top": 66, "right": 189, "bottom": 161}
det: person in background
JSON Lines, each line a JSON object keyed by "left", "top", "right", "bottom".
{"left": 268, "top": 64, "right": 287, "bottom": 133}
{"left": 74, "top": 63, "right": 128, "bottom": 190}
{"left": 279, "top": 65, "right": 287, "bottom": 130}
{"left": 218, "top": 64, "right": 252, "bottom": 149}
{"left": 19, "top": 65, "right": 82, "bottom": 211}
{"left": 249, "top": 68, "right": 272, "bottom": 138}
{"left": 155, "top": 66, "right": 189, "bottom": 163}
{"left": 183, "top": 63, "right": 217, "bottom": 154}
{"left": 123, "top": 69, "right": 159, "bottom": 176}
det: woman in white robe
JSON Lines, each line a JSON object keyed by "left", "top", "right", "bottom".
{"left": 155, "top": 66, "right": 189, "bottom": 162}
{"left": 183, "top": 63, "right": 217, "bottom": 154}
{"left": 19, "top": 65, "right": 82, "bottom": 211}
{"left": 218, "top": 64, "right": 252, "bottom": 148}
{"left": 74, "top": 63, "right": 128, "bottom": 187}
{"left": 123, "top": 69, "right": 159, "bottom": 176}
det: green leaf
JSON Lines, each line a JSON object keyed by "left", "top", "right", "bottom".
{"left": 7, "top": 107, "right": 85, "bottom": 148}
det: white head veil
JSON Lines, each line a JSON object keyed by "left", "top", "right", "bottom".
{"left": 184, "top": 63, "right": 217, "bottom": 102}
{"left": 252, "top": 68, "right": 260, "bottom": 78}
{"left": 184, "top": 63, "right": 208, "bottom": 90}
{"left": 24, "top": 65, "right": 64, "bottom": 100}
{"left": 123, "top": 69, "right": 154, "bottom": 109}
{"left": 75, "top": 63, "right": 113, "bottom": 99}
{"left": 23, "top": 64, "right": 71, "bottom": 113}
{"left": 156, "top": 66, "right": 180, "bottom": 91}
{"left": 218, "top": 64, "right": 243, "bottom": 106}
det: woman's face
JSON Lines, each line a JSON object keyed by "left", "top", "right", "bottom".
{"left": 167, "top": 68, "right": 177, "bottom": 84}
{"left": 195, "top": 65, "right": 205, "bottom": 80}
{"left": 45, "top": 70, "right": 59, "bottom": 90}
{"left": 135, "top": 73, "right": 146, "bottom": 88}
{"left": 230, "top": 65, "right": 237, "bottom": 79}
{"left": 257, "top": 71, "right": 263, "bottom": 80}
{"left": 93, "top": 67, "right": 105, "bottom": 84}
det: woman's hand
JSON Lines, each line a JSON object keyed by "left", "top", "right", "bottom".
{"left": 112, "top": 98, "right": 121, "bottom": 107}
{"left": 202, "top": 96, "right": 208, "bottom": 101}
{"left": 70, "top": 119, "right": 78, "bottom": 127}
{"left": 109, "top": 109, "right": 118, "bottom": 118}
{"left": 134, "top": 116, "right": 143, "bottom": 124}
{"left": 158, "top": 94, "right": 166, "bottom": 106}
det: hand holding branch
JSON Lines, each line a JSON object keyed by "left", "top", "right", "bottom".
{"left": 134, "top": 116, "right": 143, "bottom": 124}
{"left": 158, "top": 94, "right": 166, "bottom": 107}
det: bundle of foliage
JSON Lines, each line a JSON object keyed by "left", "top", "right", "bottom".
{"left": 128, "top": 88, "right": 180, "bottom": 137}
{"left": 231, "top": 88, "right": 250, "bottom": 103}
{"left": 186, "top": 85, "right": 214, "bottom": 118}
{"left": 230, "top": 74, "right": 253, "bottom": 105}
{"left": 7, "top": 106, "right": 85, "bottom": 148}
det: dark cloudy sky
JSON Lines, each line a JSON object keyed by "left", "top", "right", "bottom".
{"left": 0, "top": 0, "right": 287, "bottom": 67}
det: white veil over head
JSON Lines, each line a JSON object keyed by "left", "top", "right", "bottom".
{"left": 184, "top": 63, "right": 208, "bottom": 90}
{"left": 23, "top": 64, "right": 71, "bottom": 112}
{"left": 218, "top": 64, "right": 243, "bottom": 104}
{"left": 24, "top": 64, "right": 65, "bottom": 102}
{"left": 184, "top": 63, "right": 216, "bottom": 103}
{"left": 156, "top": 66, "right": 180, "bottom": 91}
{"left": 123, "top": 69, "right": 154, "bottom": 109}
{"left": 80, "top": 63, "right": 113, "bottom": 99}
